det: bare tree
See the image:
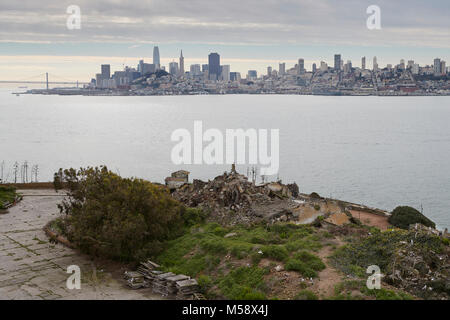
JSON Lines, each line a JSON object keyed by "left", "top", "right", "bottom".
{"left": 0, "top": 161, "right": 4, "bottom": 184}
{"left": 31, "top": 165, "right": 39, "bottom": 183}
{"left": 13, "top": 162, "right": 19, "bottom": 183}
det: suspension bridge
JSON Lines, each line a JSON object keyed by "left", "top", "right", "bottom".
{"left": 0, "top": 73, "right": 89, "bottom": 88}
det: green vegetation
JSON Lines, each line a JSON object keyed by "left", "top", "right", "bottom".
{"left": 294, "top": 290, "right": 319, "bottom": 300}
{"left": 389, "top": 206, "right": 436, "bottom": 229}
{"left": 54, "top": 166, "right": 188, "bottom": 262}
{"left": 331, "top": 280, "right": 413, "bottom": 300}
{"left": 330, "top": 229, "right": 444, "bottom": 276}
{"left": 155, "top": 221, "right": 326, "bottom": 299}
{"left": 218, "top": 266, "right": 268, "bottom": 300}
{"left": 157, "top": 222, "right": 323, "bottom": 276}
{"left": 285, "top": 250, "right": 326, "bottom": 278}
{"left": 0, "top": 185, "right": 17, "bottom": 209}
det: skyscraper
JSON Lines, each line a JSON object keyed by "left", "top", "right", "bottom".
{"left": 267, "top": 66, "right": 272, "bottom": 76}
{"left": 373, "top": 57, "right": 378, "bottom": 71}
{"left": 441, "top": 61, "right": 446, "bottom": 75}
{"left": 334, "top": 54, "right": 341, "bottom": 71}
{"left": 208, "top": 53, "right": 220, "bottom": 80}
{"left": 247, "top": 70, "right": 257, "bottom": 80}
{"left": 101, "top": 64, "right": 110, "bottom": 79}
{"left": 434, "top": 58, "right": 441, "bottom": 75}
{"left": 361, "top": 57, "right": 366, "bottom": 70}
{"left": 190, "top": 64, "right": 201, "bottom": 76}
{"left": 312, "top": 63, "right": 317, "bottom": 73}
{"left": 298, "top": 59, "right": 305, "bottom": 74}
{"left": 279, "top": 63, "right": 286, "bottom": 75}
{"left": 221, "top": 65, "right": 230, "bottom": 81}
{"left": 179, "top": 50, "right": 184, "bottom": 77}
{"left": 169, "top": 62, "right": 179, "bottom": 76}
{"left": 153, "top": 46, "right": 160, "bottom": 70}
{"left": 138, "top": 60, "right": 144, "bottom": 75}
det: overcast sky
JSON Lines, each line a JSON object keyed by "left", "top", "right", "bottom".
{"left": 1, "top": 0, "right": 449, "bottom": 81}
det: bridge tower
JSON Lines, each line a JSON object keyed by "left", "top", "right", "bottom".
{"left": 46, "top": 72, "right": 49, "bottom": 90}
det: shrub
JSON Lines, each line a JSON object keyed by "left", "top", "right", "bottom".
{"left": 197, "top": 275, "right": 213, "bottom": 294}
{"left": 0, "top": 186, "right": 16, "bottom": 209}
{"left": 389, "top": 206, "right": 435, "bottom": 229}
{"left": 262, "top": 245, "right": 289, "bottom": 262}
{"left": 183, "top": 207, "right": 208, "bottom": 226}
{"left": 294, "top": 290, "right": 319, "bottom": 300}
{"left": 285, "top": 251, "right": 325, "bottom": 278}
{"left": 55, "top": 166, "right": 185, "bottom": 261}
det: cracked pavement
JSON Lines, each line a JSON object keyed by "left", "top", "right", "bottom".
{"left": 0, "top": 189, "right": 160, "bottom": 300}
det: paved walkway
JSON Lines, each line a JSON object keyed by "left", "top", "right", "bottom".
{"left": 0, "top": 189, "right": 159, "bottom": 300}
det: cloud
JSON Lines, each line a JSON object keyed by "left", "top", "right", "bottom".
{"left": 0, "top": 0, "right": 448, "bottom": 48}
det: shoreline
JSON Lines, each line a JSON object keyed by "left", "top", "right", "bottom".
{"left": 17, "top": 89, "right": 450, "bottom": 97}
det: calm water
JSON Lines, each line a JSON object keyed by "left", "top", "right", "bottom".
{"left": 1, "top": 87, "right": 449, "bottom": 229}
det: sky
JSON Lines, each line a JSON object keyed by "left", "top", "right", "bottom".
{"left": 0, "top": 0, "right": 449, "bottom": 81}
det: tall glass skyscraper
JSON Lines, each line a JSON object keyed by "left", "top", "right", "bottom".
{"left": 334, "top": 54, "right": 341, "bottom": 71}
{"left": 208, "top": 53, "right": 220, "bottom": 80}
{"left": 153, "top": 46, "right": 160, "bottom": 69}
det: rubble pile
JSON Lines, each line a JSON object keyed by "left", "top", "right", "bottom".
{"left": 172, "top": 169, "right": 300, "bottom": 225}
{"left": 384, "top": 229, "right": 450, "bottom": 299}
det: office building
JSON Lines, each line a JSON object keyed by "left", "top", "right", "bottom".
{"left": 169, "top": 62, "right": 179, "bottom": 76}
{"left": 434, "top": 58, "right": 441, "bottom": 75}
{"left": 208, "top": 53, "right": 221, "bottom": 80}
{"left": 334, "top": 54, "right": 341, "bottom": 71}
{"left": 298, "top": 59, "right": 305, "bottom": 74}
{"left": 221, "top": 65, "right": 230, "bottom": 81}
{"left": 247, "top": 70, "right": 257, "bottom": 80}
{"left": 279, "top": 63, "right": 286, "bottom": 75}
{"left": 230, "top": 72, "right": 241, "bottom": 82}
{"left": 153, "top": 46, "right": 160, "bottom": 69}
{"left": 101, "top": 64, "right": 110, "bottom": 79}
{"left": 190, "top": 64, "right": 201, "bottom": 77}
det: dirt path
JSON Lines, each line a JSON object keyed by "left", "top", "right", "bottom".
{"left": 310, "top": 239, "right": 344, "bottom": 299}
{"left": 0, "top": 189, "right": 161, "bottom": 300}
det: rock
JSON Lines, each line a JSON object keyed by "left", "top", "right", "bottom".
{"left": 224, "top": 232, "right": 238, "bottom": 238}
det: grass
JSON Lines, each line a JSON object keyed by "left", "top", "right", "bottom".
{"left": 285, "top": 250, "right": 326, "bottom": 278}
{"left": 0, "top": 186, "right": 17, "bottom": 209}
{"left": 155, "top": 221, "right": 326, "bottom": 298}
{"left": 218, "top": 266, "right": 268, "bottom": 300}
{"left": 294, "top": 290, "right": 319, "bottom": 300}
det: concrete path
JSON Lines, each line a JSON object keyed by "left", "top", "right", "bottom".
{"left": 0, "top": 189, "right": 160, "bottom": 300}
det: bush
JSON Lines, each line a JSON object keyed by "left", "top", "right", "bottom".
{"left": 183, "top": 207, "right": 208, "bottom": 226}
{"left": 262, "top": 245, "right": 289, "bottom": 262}
{"left": 389, "top": 206, "right": 435, "bottom": 229}
{"left": 0, "top": 186, "right": 16, "bottom": 209}
{"left": 198, "top": 275, "right": 213, "bottom": 293}
{"left": 294, "top": 290, "right": 318, "bottom": 300}
{"left": 285, "top": 251, "right": 325, "bottom": 278}
{"left": 55, "top": 166, "right": 185, "bottom": 261}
